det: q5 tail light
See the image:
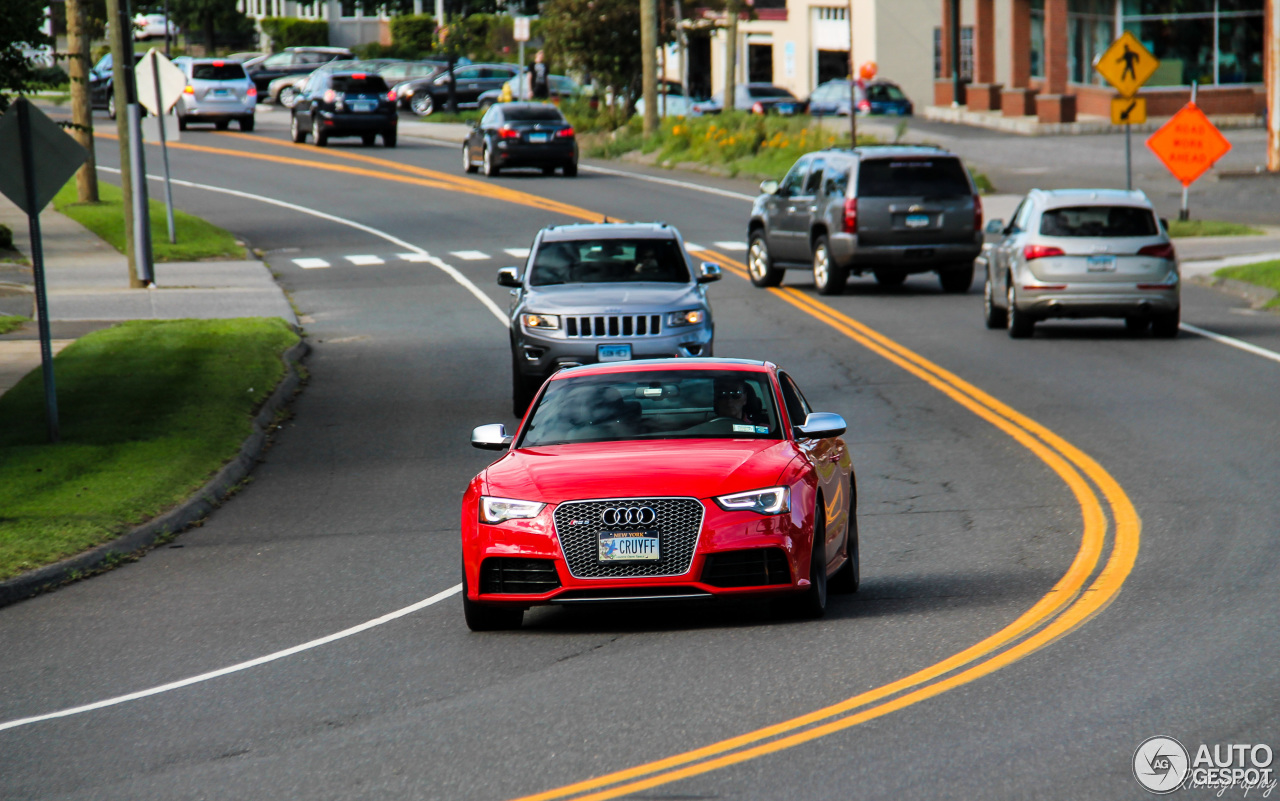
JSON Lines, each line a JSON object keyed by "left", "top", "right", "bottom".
{"left": 1138, "top": 243, "right": 1176, "bottom": 260}
{"left": 843, "top": 197, "right": 858, "bottom": 234}
{"left": 555, "top": 126, "right": 574, "bottom": 138}
{"left": 246, "top": 86, "right": 257, "bottom": 97}
{"left": 1023, "top": 244, "right": 1065, "bottom": 261}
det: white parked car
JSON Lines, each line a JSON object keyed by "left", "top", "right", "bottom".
{"left": 133, "top": 14, "right": 178, "bottom": 40}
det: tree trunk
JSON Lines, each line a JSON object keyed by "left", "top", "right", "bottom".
{"left": 724, "top": 0, "right": 739, "bottom": 110}
{"left": 640, "top": 0, "right": 657, "bottom": 135}
{"left": 67, "top": 0, "right": 99, "bottom": 202}
{"left": 105, "top": 0, "right": 141, "bottom": 287}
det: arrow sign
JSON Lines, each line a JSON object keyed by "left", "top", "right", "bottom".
{"left": 135, "top": 48, "right": 186, "bottom": 117}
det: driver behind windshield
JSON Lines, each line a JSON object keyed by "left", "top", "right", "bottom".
{"left": 714, "top": 377, "right": 767, "bottom": 426}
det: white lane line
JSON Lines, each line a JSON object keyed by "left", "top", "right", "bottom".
{"left": 450, "top": 250, "right": 490, "bottom": 261}
{"left": 0, "top": 585, "right": 461, "bottom": 732}
{"left": 684, "top": 243, "right": 706, "bottom": 252}
{"left": 345, "top": 255, "right": 385, "bottom": 266}
{"left": 398, "top": 253, "right": 431, "bottom": 262}
{"left": 714, "top": 241, "right": 747, "bottom": 251}
{"left": 504, "top": 248, "right": 530, "bottom": 258}
{"left": 106, "top": 166, "right": 509, "bottom": 328}
{"left": 1180, "top": 323, "right": 1280, "bottom": 366}
{"left": 580, "top": 163, "right": 756, "bottom": 202}
{"left": 293, "top": 258, "right": 330, "bottom": 269}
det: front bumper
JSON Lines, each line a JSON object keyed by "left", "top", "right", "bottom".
{"left": 514, "top": 323, "right": 714, "bottom": 379}
{"left": 828, "top": 232, "right": 982, "bottom": 273}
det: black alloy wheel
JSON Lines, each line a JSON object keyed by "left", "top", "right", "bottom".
{"left": 238, "top": 116, "right": 254, "bottom": 132}
{"left": 829, "top": 491, "right": 860, "bottom": 594}
{"left": 382, "top": 130, "right": 397, "bottom": 148}
{"left": 747, "top": 229, "right": 784, "bottom": 288}
{"left": 939, "top": 263, "right": 974, "bottom": 293}
{"left": 1007, "top": 280, "right": 1035, "bottom": 338}
{"left": 1151, "top": 307, "right": 1180, "bottom": 338}
{"left": 790, "top": 502, "right": 829, "bottom": 618}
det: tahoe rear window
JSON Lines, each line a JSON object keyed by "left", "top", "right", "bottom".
{"left": 857, "top": 158, "right": 971, "bottom": 197}
{"left": 529, "top": 238, "right": 690, "bottom": 286}
{"left": 1039, "top": 206, "right": 1159, "bottom": 237}
{"left": 332, "top": 75, "right": 389, "bottom": 93}
{"left": 192, "top": 63, "right": 246, "bottom": 80}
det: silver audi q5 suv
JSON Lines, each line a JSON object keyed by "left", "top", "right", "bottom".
{"left": 501, "top": 222, "right": 721, "bottom": 415}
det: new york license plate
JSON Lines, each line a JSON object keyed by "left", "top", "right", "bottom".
{"left": 528, "top": 132, "right": 549, "bottom": 143}
{"left": 599, "top": 531, "right": 660, "bottom": 562}
{"left": 598, "top": 344, "right": 631, "bottom": 362}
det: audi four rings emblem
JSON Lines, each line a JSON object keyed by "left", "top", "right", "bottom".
{"left": 601, "top": 507, "right": 657, "bottom": 526}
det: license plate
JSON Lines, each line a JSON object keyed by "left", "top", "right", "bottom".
{"left": 1087, "top": 255, "right": 1116, "bottom": 272}
{"left": 599, "top": 531, "right": 660, "bottom": 562}
{"left": 905, "top": 214, "right": 930, "bottom": 228}
{"left": 350, "top": 101, "right": 375, "bottom": 113}
{"left": 777, "top": 104, "right": 794, "bottom": 114}
{"left": 528, "top": 132, "right": 549, "bottom": 143}
{"left": 211, "top": 88, "right": 229, "bottom": 96}
{"left": 597, "top": 344, "right": 631, "bottom": 362}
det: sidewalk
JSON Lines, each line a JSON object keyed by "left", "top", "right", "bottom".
{"left": 0, "top": 195, "right": 296, "bottom": 397}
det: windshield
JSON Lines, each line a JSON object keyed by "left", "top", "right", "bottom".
{"left": 519, "top": 370, "right": 782, "bottom": 447}
{"left": 857, "top": 158, "right": 971, "bottom": 197}
{"left": 1039, "top": 205, "right": 1159, "bottom": 237}
{"left": 529, "top": 238, "right": 690, "bottom": 286}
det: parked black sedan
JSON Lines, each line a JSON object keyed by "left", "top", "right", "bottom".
{"left": 290, "top": 70, "right": 397, "bottom": 147}
{"left": 463, "top": 102, "right": 578, "bottom": 177}
{"left": 400, "top": 62, "right": 520, "bottom": 116}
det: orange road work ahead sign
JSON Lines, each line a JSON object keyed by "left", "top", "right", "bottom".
{"left": 1146, "top": 103, "right": 1232, "bottom": 187}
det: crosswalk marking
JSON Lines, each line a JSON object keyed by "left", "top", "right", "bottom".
{"left": 714, "top": 241, "right": 747, "bottom": 251}
{"left": 450, "top": 250, "right": 491, "bottom": 261}
{"left": 345, "top": 255, "right": 385, "bottom": 266}
{"left": 503, "top": 248, "right": 530, "bottom": 259}
{"left": 294, "top": 258, "right": 330, "bottom": 269}
{"left": 398, "top": 253, "right": 431, "bottom": 263}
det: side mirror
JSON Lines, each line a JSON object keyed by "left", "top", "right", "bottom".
{"left": 759, "top": 179, "right": 779, "bottom": 196}
{"left": 984, "top": 219, "right": 1005, "bottom": 234}
{"left": 497, "top": 266, "right": 522, "bottom": 287}
{"left": 471, "top": 423, "right": 513, "bottom": 451}
{"left": 793, "top": 412, "right": 846, "bottom": 440}
{"left": 697, "top": 262, "right": 722, "bottom": 283}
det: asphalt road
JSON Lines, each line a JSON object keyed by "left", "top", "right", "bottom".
{"left": 1, "top": 107, "right": 1279, "bottom": 800}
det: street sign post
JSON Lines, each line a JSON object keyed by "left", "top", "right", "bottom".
{"left": 1096, "top": 31, "right": 1159, "bottom": 191}
{"left": 136, "top": 48, "right": 185, "bottom": 244}
{"left": 1147, "top": 96, "right": 1232, "bottom": 220}
{"left": 513, "top": 17, "right": 530, "bottom": 100}
{"left": 0, "top": 99, "right": 89, "bottom": 443}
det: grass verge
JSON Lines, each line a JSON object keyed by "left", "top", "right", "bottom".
{"left": 0, "top": 315, "right": 28, "bottom": 335}
{"left": 53, "top": 180, "right": 246, "bottom": 262}
{"left": 1168, "top": 219, "right": 1264, "bottom": 238}
{"left": 0, "top": 318, "right": 299, "bottom": 581}
{"left": 1215, "top": 260, "right": 1280, "bottom": 308}
{"left": 417, "top": 109, "right": 482, "bottom": 124}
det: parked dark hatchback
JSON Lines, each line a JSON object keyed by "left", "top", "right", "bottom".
{"left": 290, "top": 71, "right": 397, "bottom": 147}
{"left": 401, "top": 63, "right": 520, "bottom": 116}
{"left": 807, "top": 79, "right": 913, "bottom": 117}
{"left": 464, "top": 102, "right": 578, "bottom": 177}
{"left": 245, "top": 46, "right": 353, "bottom": 96}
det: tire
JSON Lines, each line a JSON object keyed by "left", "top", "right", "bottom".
{"left": 1125, "top": 316, "right": 1151, "bottom": 336}
{"left": 238, "top": 116, "right": 254, "bottom": 132}
{"left": 410, "top": 92, "right": 435, "bottom": 117}
{"left": 873, "top": 268, "right": 906, "bottom": 288}
{"left": 562, "top": 161, "right": 577, "bottom": 177}
{"left": 362, "top": 133, "right": 377, "bottom": 146}
{"left": 214, "top": 120, "right": 229, "bottom": 131}
{"left": 829, "top": 490, "right": 859, "bottom": 594}
{"left": 290, "top": 112, "right": 306, "bottom": 143}
{"left": 812, "top": 235, "right": 847, "bottom": 296}
{"left": 512, "top": 362, "right": 540, "bottom": 418}
{"left": 983, "top": 276, "right": 1007, "bottom": 329}
{"left": 463, "top": 144, "right": 478, "bottom": 173}
{"left": 176, "top": 114, "right": 188, "bottom": 131}
{"left": 462, "top": 564, "right": 523, "bottom": 632}
{"left": 382, "top": 130, "right": 397, "bottom": 148}
{"left": 483, "top": 144, "right": 499, "bottom": 176}
{"left": 747, "top": 229, "right": 784, "bottom": 288}
{"left": 939, "top": 263, "right": 974, "bottom": 293}
{"left": 279, "top": 85, "right": 298, "bottom": 108}
{"left": 788, "top": 502, "right": 829, "bottom": 619}
{"left": 1151, "top": 307, "right": 1180, "bottom": 338}
{"left": 312, "top": 116, "right": 327, "bottom": 147}
{"left": 1007, "top": 280, "right": 1035, "bottom": 338}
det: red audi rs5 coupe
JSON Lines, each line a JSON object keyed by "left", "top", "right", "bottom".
{"left": 461, "top": 358, "right": 858, "bottom": 630}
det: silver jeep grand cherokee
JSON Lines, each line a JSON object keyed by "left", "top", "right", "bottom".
{"left": 501, "top": 222, "right": 721, "bottom": 416}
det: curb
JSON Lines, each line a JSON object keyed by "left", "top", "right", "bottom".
{"left": 1190, "top": 274, "right": 1279, "bottom": 308}
{"left": 0, "top": 337, "right": 310, "bottom": 609}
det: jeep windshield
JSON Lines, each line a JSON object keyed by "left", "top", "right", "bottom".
{"left": 529, "top": 238, "right": 691, "bottom": 286}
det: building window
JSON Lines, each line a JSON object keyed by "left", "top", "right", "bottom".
{"left": 1121, "top": 0, "right": 1264, "bottom": 86}
{"left": 1068, "top": 0, "right": 1115, "bottom": 84}
{"left": 933, "top": 27, "right": 974, "bottom": 82}
{"left": 1030, "top": 0, "right": 1045, "bottom": 78}
{"left": 749, "top": 43, "right": 774, "bottom": 83}
{"left": 817, "top": 7, "right": 847, "bottom": 21}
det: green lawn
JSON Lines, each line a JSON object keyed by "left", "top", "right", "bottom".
{"left": 1215, "top": 260, "right": 1280, "bottom": 308}
{"left": 0, "top": 318, "right": 299, "bottom": 580}
{"left": 53, "top": 180, "right": 246, "bottom": 262}
{"left": 1167, "top": 219, "right": 1264, "bottom": 238}
{"left": 0, "top": 315, "right": 28, "bottom": 335}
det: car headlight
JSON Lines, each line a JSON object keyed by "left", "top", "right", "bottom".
{"left": 480, "top": 496, "right": 546, "bottom": 524}
{"left": 665, "top": 309, "right": 705, "bottom": 327}
{"left": 713, "top": 486, "right": 790, "bottom": 515}
{"left": 521, "top": 312, "right": 560, "bottom": 330}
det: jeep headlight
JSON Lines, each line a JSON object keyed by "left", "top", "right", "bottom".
{"left": 521, "top": 313, "right": 560, "bottom": 330}
{"left": 665, "top": 309, "right": 705, "bottom": 327}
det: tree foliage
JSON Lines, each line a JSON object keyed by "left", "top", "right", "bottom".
{"left": 0, "top": 0, "right": 54, "bottom": 113}
{"left": 541, "top": 0, "right": 674, "bottom": 98}
{"left": 168, "top": 0, "right": 255, "bottom": 53}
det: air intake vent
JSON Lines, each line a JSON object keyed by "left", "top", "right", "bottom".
{"left": 700, "top": 548, "right": 791, "bottom": 587}
{"left": 479, "top": 557, "right": 561, "bottom": 594}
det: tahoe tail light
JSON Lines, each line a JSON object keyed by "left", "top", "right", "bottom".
{"left": 555, "top": 126, "right": 574, "bottom": 138}
{"left": 843, "top": 197, "right": 858, "bottom": 234}
{"left": 246, "top": 85, "right": 257, "bottom": 97}
{"left": 498, "top": 126, "right": 521, "bottom": 139}
{"left": 1138, "top": 243, "right": 1176, "bottom": 260}
{"left": 973, "top": 194, "right": 983, "bottom": 232}
{"left": 1023, "top": 244, "right": 1065, "bottom": 261}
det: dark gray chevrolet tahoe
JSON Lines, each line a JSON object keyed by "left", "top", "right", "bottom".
{"left": 746, "top": 146, "right": 984, "bottom": 295}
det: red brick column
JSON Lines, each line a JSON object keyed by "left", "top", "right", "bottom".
{"left": 1037, "top": 0, "right": 1076, "bottom": 122}
{"left": 1003, "top": 0, "right": 1036, "bottom": 116}
{"left": 935, "top": 0, "right": 954, "bottom": 106}
{"left": 969, "top": 0, "right": 1001, "bottom": 110}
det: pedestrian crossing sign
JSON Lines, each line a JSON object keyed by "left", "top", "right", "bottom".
{"left": 1096, "top": 31, "right": 1159, "bottom": 98}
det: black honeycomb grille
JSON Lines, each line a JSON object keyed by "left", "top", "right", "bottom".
{"left": 700, "top": 548, "right": 791, "bottom": 587}
{"left": 553, "top": 497, "right": 704, "bottom": 579}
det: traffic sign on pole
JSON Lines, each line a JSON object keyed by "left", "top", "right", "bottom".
{"left": 1110, "top": 96, "right": 1146, "bottom": 125}
{"left": 1146, "top": 103, "right": 1232, "bottom": 188}
{"left": 513, "top": 16, "right": 530, "bottom": 42}
{"left": 1096, "top": 31, "right": 1159, "bottom": 98}
{"left": 135, "top": 48, "right": 185, "bottom": 117}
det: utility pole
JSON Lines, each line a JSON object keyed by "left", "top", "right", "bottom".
{"left": 674, "top": 0, "right": 688, "bottom": 102}
{"left": 66, "top": 0, "right": 98, "bottom": 202}
{"left": 1268, "top": 0, "right": 1278, "bottom": 171}
{"left": 106, "top": 0, "right": 154, "bottom": 287}
{"left": 641, "top": 0, "right": 658, "bottom": 134}
{"left": 846, "top": 0, "right": 856, "bottom": 146}
{"left": 950, "top": 0, "right": 963, "bottom": 106}
{"left": 724, "top": 0, "right": 739, "bottom": 111}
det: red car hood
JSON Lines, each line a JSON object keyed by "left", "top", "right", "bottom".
{"left": 485, "top": 439, "right": 798, "bottom": 501}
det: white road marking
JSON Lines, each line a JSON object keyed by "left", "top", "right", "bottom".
{"left": 579, "top": 163, "right": 756, "bottom": 202}
{"left": 293, "top": 258, "right": 330, "bottom": 269}
{"left": 684, "top": 243, "right": 706, "bottom": 252}
{"left": 0, "top": 585, "right": 462, "bottom": 732}
{"left": 503, "top": 248, "right": 530, "bottom": 258}
{"left": 398, "top": 253, "right": 431, "bottom": 262}
{"left": 345, "top": 255, "right": 385, "bottom": 266}
{"left": 450, "top": 250, "right": 491, "bottom": 261}
{"left": 1180, "top": 323, "right": 1280, "bottom": 366}
{"left": 714, "top": 241, "right": 747, "bottom": 251}
{"left": 105, "top": 166, "right": 509, "bottom": 327}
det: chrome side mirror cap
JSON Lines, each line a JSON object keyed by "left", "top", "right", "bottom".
{"left": 759, "top": 179, "right": 779, "bottom": 195}
{"left": 497, "top": 267, "right": 522, "bottom": 287}
{"left": 794, "top": 412, "right": 846, "bottom": 440}
{"left": 985, "top": 219, "right": 1005, "bottom": 234}
{"left": 697, "top": 262, "right": 722, "bottom": 283}
{"left": 471, "top": 423, "right": 513, "bottom": 450}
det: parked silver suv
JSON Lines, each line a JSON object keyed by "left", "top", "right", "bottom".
{"left": 979, "top": 188, "right": 1179, "bottom": 338}
{"left": 172, "top": 57, "right": 256, "bottom": 131}
{"left": 747, "top": 145, "right": 984, "bottom": 295}
{"left": 500, "top": 223, "right": 721, "bottom": 415}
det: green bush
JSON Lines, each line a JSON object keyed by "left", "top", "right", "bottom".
{"left": 391, "top": 14, "right": 436, "bottom": 54}
{"left": 260, "top": 17, "right": 328, "bottom": 51}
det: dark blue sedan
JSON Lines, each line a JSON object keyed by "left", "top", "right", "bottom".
{"left": 807, "top": 79, "right": 913, "bottom": 117}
